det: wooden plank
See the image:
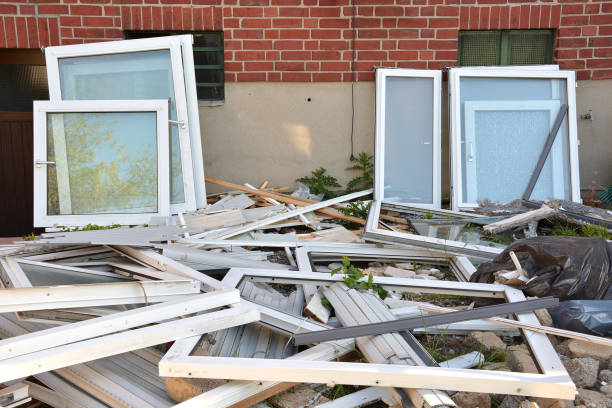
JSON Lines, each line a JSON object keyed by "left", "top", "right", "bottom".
{"left": 205, "top": 177, "right": 368, "bottom": 226}
{"left": 483, "top": 206, "right": 555, "bottom": 234}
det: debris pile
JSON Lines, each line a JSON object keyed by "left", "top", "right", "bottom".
{"left": 1, "top": 37, "right": 611, "bottom": 408}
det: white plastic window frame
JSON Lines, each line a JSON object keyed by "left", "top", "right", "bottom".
{"left": 44, "top": 36, "right": 197, "bottom": 213}
{"left": 33, "top": 99, "right": 170, "bottom": 227}
{"left": 178, "top": 34, "right": 207, "bottom": 209}
{"left": 158, "top": 267, "right": 575, "bottom": 400}
{"left": 449, "top": 68, "right": 580, "bottom": 211}
{"left": 364, "top": 201, "right": 503, "bottom": 259}
{"left": 375, "top": 68, "right": 442, "bottom": 209}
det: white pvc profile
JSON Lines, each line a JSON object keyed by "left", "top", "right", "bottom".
{"left": 363, "top": 201, "right": 502, "bottom": 259}
{"left": 449, "top": 68, "right": 580, "bottom": 210}
{"left": 45, "top": 36, "right": 197, "bottom": 213}
{"left": 375, "top": 68, "right": 441, "bottom": 209}
{"left": 159, "top": 267, "right": 574, "bottom": 400}
{"left": 33, "top": 100, "right": 170, "bottom": 227}
{"left": 178, "top": 35, "right": 207, "bottom": 209}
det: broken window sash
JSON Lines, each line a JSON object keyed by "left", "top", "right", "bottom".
{"left": 45, "top": 36, "right": 198, "bottom": 213}
{"left": 164, "top": 267, "right": 574, "bottom": 401}
{"left": 449, "top": 68, "right": 580, "bottom": 210}
{"left": 33, "top": 100, "right": 170, "bottom": 227}
{"left": 375, "top": 68, "right": 442, "bottom": 208}
{"left": 363, "top": 201, "right": 502, "bottom": 259}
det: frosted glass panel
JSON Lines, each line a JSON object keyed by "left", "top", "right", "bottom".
{"left": 384, "top": 76, "right": 433, "bottom": 204}
{"left": 460, "top": 77, "right": 570, "bottom": 204}
{"left": 46, "top": 111, "right": 158, "bottom": 215}
{"left": 57, "top": 51, "right": 184, "bottom": 204}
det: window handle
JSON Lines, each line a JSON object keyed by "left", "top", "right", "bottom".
{"left": 35, "top": 160, "right": 55, "bottom": 168}
{"left": 468, "top": 142, "right": 474, "bottom": 162}
{"left": 168, "top": 119, "right": 186, "bottom": 129}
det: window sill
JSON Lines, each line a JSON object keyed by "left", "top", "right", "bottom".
{"left": 198, "top": 100, "right": 225, "bottom": 107}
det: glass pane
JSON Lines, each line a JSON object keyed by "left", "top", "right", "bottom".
{"left": 459, "top": 77, "right": 570, "bottom": 204}
{"left": 19, "top": 263, "right": 127, "bottom": 286}
{"left": 57, "top": 50, "right": 184, "bottom": 204}
{"left": 383, "top": 76, "right": 434, "bottom": 204}
{"left": 509, "top": 30, "right": 553, "bottom": 65}
{"left": 46, "top": 111, "right": 158, "bottom": 215}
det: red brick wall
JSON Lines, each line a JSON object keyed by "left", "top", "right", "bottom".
{"left": 0, "top": 0, "right": 611, "bottom": 81}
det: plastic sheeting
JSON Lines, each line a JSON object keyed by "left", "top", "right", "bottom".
{"left": 549, "top": 300, "right": 612, "bottom": 336}
{"left": 470, "top": 236, "right": 612, "bottom": 300}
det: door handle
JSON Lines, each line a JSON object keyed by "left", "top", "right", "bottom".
{"left": 35, "top": 160, "right": 56, "bottom": 168}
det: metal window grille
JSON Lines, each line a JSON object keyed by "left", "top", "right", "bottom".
{"left": 458, "top": 30, "right": 554, "bottom": 66}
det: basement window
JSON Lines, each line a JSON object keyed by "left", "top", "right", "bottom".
{"left": 458, "top": 30, "right": 554, "bottom": 66}
{"left": 125, "top": 31, "right": 224, "bottom": 102}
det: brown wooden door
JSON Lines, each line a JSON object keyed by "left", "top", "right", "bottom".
{"left": 0, "top": 113, "right": 34, "bottom": 236}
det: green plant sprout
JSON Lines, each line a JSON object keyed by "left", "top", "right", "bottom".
{"left": 331, "top": 256, "right": 388, "bottom": 300}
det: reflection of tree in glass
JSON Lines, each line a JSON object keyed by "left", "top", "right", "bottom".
{"left": 47, "top": 112, "right": 157, "bottom": 215}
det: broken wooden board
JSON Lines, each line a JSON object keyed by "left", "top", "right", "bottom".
{"left": 483, "top": 205, "right": 555, "bottom": 234}
{"left": 184, "top": 210, "right": 246, "bottom": 232}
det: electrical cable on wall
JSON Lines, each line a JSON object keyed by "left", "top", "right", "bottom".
{"left": 349, "top": 0, "right": 356, "bottom": 161}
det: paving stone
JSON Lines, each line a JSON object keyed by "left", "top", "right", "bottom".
{"left": 499, "top": 395, "right": 526, "bottom": 408}
{"left": 451, "top": 392, "right": 491, "bottom": 408}
{"left": 268, "top": 384, "right": 329, "bottom": 408}
{"left": 470, "top": 331, "right": 506, "bottom": 353}
{"left": 575, "top": 388, "right": 612, "bottom": 408}
{"left": 568, "top": 339, "right": 612, "bottom": 364}
{"left": 507, "top": 344, "right": 539, "bottom": 374}
{"left": 601, "top": 384, "right": 612, "bottom": 397}
{"left": 563, "top": 357, "right": 599, "bottom": 388}
{"left": 383, "top": 266, "right": 416, "bottom": 278}
{"left": 600, "top": 369, "right": 612, "bottom": 384}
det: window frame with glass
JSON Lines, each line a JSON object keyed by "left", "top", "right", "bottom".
{"left": 374, "top": 68, "right": 442, "bottom": 209}
{"left": 44, "top": 36, "right": 199, "bottom": 213}
{"left": 33, "top": 99, "right": 170, "bottom": 227}
{"left": 449, "top": 68, "right": 580, "bottom": 210}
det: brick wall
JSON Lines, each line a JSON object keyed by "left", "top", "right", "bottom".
{"left": 0, "top": 0, "right": 611, "bottom": 81}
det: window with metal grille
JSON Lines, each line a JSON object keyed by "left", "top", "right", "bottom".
{"left": 125, "top": 31, "right": 224, "bottom": 101}
{"left": 458, "top": 30, "right": 554, "bottom": 66}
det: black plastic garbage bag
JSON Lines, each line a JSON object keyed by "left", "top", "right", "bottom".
{"left": 470, "top": 236, "right": 612, "bottom": 300}
{"left": 549, "top": 300, "right": 612, "bottom": 336}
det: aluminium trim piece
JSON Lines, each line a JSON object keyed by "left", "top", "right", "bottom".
{"left": 33, "top": 100, "right": 171, "bottom": 227}
{"left": 45, "top": 36, "right": 198, "bottom": 214}
{"left": 293, "top": 296, "right": 558, "bottom": 345}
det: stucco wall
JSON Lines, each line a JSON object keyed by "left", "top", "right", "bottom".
{"left": 200, "top": 80, "right": 612, "bottom": 200}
